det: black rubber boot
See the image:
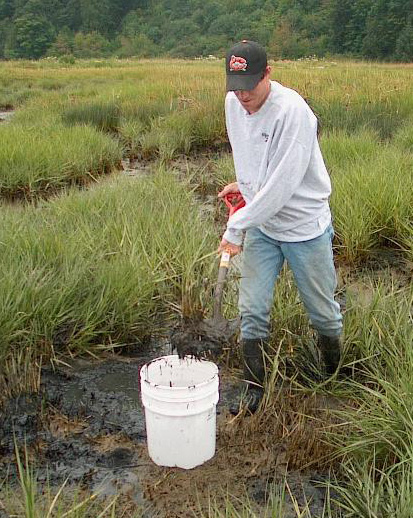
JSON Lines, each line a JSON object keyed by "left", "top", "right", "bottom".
{"left": 317, "top": 334, "right": 341, "bottom": 376}
{"left": 229, "top": 338, "right": 269, "bottom": 416}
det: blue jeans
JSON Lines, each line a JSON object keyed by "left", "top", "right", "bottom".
{"left": 239, "top": 225, "right": 343, "bottom": 340}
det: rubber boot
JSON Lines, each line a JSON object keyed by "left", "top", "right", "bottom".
{"left": 317, "top": 334, "right": 341, "bottom": 376}
{"left": 229, "top": 338, "right": 268, "bottom": 416}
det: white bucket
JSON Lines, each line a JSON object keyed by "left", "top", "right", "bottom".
{"left": 140, "top": 354, "right": 219, "bottom": 469}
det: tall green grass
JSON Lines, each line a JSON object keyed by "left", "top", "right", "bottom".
{"left": 393, "top": 116, "right": 413, "bottom": 153}
{"left": 334, "top": 459, "right": 413, "bottom": 518}
{"left": 335, "top": 281, "right": 413, "bottom": 462}
{"left": 313, "top": 278, "right": 413, "bottom": 518}
{"left": 174, "top": 153, "right": 235, "bottom": 196}
{"left": 62, "top": 101, "right": 121, "bottom": 132}
{"left": 59, "top": 84, "right": 225, "bottom": 160}
{"left": 0, "top": 123, "right": 122, "bottom": 198}
{"left": 322, "top": 129, "right": 413, "bottom": 264}
{"left": 312, "top": 95, "right": 412, "bottom": 140}
{"left": 0, "top": 87, "right": 35, "bottom": 109}
{"left": 0, "top": 172, "right": 216, "bottom": 361}
{"left": 262, "top": 276, "right": 413, "bottom": 517}
{"left": 1, "top": 59, "right": 412, "bottom": 200}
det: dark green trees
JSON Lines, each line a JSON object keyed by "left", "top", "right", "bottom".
{"left": 0, "top": 0, "right": 412, "bottom": 61}
{"left": 11, "top": 13, "right": 54, "bottom": 58}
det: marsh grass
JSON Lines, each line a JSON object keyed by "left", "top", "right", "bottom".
{"left": 0, "top": 123, "right": 122, "bottom": 198}
{"left": 313, "top": 279, "right": 413, "bottom": 517}
{"left": 312, "top": 96, "right": 409, "bottom": 140}
{"left": 181, "top": 152, "right": 235, "bottom": 195}
{"left": 138, "top": 101, "right": 225, "bottom": 161}
{"left": 62, "top": 101, "right": 121, "bottom": 132}
{"left": 332, "top": 281, "right": 413, "bottom": 461}
{"left": 118, "top": 118, "right": 146, "bottom": 157}
{"left": 251, "top": 273, "right": 412, "bottom": 517}
{"left": 0, "top": 172, "right": 216, "bottom": 362}
{"left": 0, "top": 87, "right": 38, "bottom": 110}
{"left": 321, "top": 129, "right": 380, "bottom": 171}
{"left": 1, "top": 59, "right": 412, "bottom": 204}
{"left": 324, "top": 132, "right": 413, "bottom": 264}
{"left": 0, "top": 63, "right": 226, "bottom": 192}
{"left": 0, "top": 348, "right": 41, "bottom": 406}
{"left": 334, "top": 459, "right": 413, "bottom": 518}
{"left": 140, "top": 110, "right": 196, "bottom": 160}
{"left": 394, "top": 117, "right": 413, "bottom": 153}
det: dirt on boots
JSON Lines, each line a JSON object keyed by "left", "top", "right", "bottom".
{"left": 229, "top": 338, "right": 269, "bottom": 415}
{"left": 317, "top": 334, "right": 341, "bottom": 376}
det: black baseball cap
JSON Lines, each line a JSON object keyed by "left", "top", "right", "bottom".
{"left": 226, "top": 40, "right": 267, "bottom": 91}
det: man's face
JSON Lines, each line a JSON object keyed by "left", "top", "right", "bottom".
{"left": 234, "top": 66, "right": 271, "bottom": 114}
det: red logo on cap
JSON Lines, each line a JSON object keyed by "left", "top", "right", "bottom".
{"left": 229, "top": 55, "right": 247, "bottom": 72}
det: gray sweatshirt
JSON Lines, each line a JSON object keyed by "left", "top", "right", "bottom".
{"left": 223, "top": 80, "right": 332, "bottom": 246}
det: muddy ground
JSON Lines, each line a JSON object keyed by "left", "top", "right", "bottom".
{"left": 0, "top": 337, "right": 341, "bottom": 517}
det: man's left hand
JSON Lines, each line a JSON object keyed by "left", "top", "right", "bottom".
{"left": 218, "top": 238, "right": 241, "bottom": 256}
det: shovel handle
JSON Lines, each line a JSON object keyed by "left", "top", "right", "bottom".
{"left": 212, "top": 194, "right": 245, "bottom": 319}
{"left": 213, "top": 250, "right": 231, "bottom": 319}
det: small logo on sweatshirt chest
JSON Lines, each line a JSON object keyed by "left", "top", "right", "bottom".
{"left": 262, "top": 132, "right": 269, "bottom": 142}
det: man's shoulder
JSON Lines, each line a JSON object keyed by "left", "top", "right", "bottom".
{"left": 269, "top": 81, "right": 314, "bottom": 118}
{"left": 270, "top": 81, "right": 306, "bottom": 107}
{"left": 225, "top": 91, "right": 238, "bottom": 105}
{"left": 225, "top": 91, "right": 243, "bottom": 116}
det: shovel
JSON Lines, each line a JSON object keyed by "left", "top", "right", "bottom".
{"left": 194, "top": 192, "right": 246, "bottom": 343}
{"left": 173, "top": 192, "right": 245, "bottom": 358}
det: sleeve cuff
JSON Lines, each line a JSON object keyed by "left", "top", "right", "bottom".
{"left": 223, "top": 228, "right": 243, "bottom": 246}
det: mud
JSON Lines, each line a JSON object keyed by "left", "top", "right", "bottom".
{"left": 0, "top": 339, "right": 339, "bottom": 517}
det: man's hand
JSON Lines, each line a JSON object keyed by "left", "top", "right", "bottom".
{"left": 218, "top": 182, "right": 239, "bottom": 198}
{"left": 218, "top": 182, "right": 242, "bottom": 256}
{"left": 218, "top": 238, "right": 241, "bottom": 256}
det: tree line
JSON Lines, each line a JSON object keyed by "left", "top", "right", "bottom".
{"left": 0, "top": 0, "right": 412, "bottom": 61}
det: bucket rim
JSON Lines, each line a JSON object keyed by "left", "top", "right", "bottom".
{"left": 140, "top": 354, "right": 218, "bottom": 391}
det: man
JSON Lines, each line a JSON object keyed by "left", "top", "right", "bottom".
{"left": 218, "top": 40, "right": 343, "bottom": 414}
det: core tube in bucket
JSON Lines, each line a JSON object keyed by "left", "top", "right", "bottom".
{"left": 140, "top": 355, "right": 219, "bottom": 469}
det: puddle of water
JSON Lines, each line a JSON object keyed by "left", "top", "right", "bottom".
{"left": 92, "top": 469, "right": 144, "bottom": 505}
{"left": 95, "top": 371, "right": 141, "bottom": 403}
{"left": 0, "top": 111, "right": 14, "bottom": 123}
{"left": 63, "top": 382, "right": 85, "bottom": 403}
{"left": 121, "top": 158, "right": 152, "bottom": 177}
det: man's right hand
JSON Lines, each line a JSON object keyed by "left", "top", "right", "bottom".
{"left": 218, "top": 182, "right": 239, "bottom": 198}
{"left": 218, "top": 238, "right": 241, "bottom": 256}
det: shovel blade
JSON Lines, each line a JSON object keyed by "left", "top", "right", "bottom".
{"left": 196, "top": 315, "right": 240, "bottom": 343}
{"left": 171, "top": 316, "right": 240, "bottom": 359}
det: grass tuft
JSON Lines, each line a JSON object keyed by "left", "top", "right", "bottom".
{"left": 62, "top": 101, "right": 121, "bottom": 132}
{"left": 0, "top": 123, "right": 122, "bottom": 199}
